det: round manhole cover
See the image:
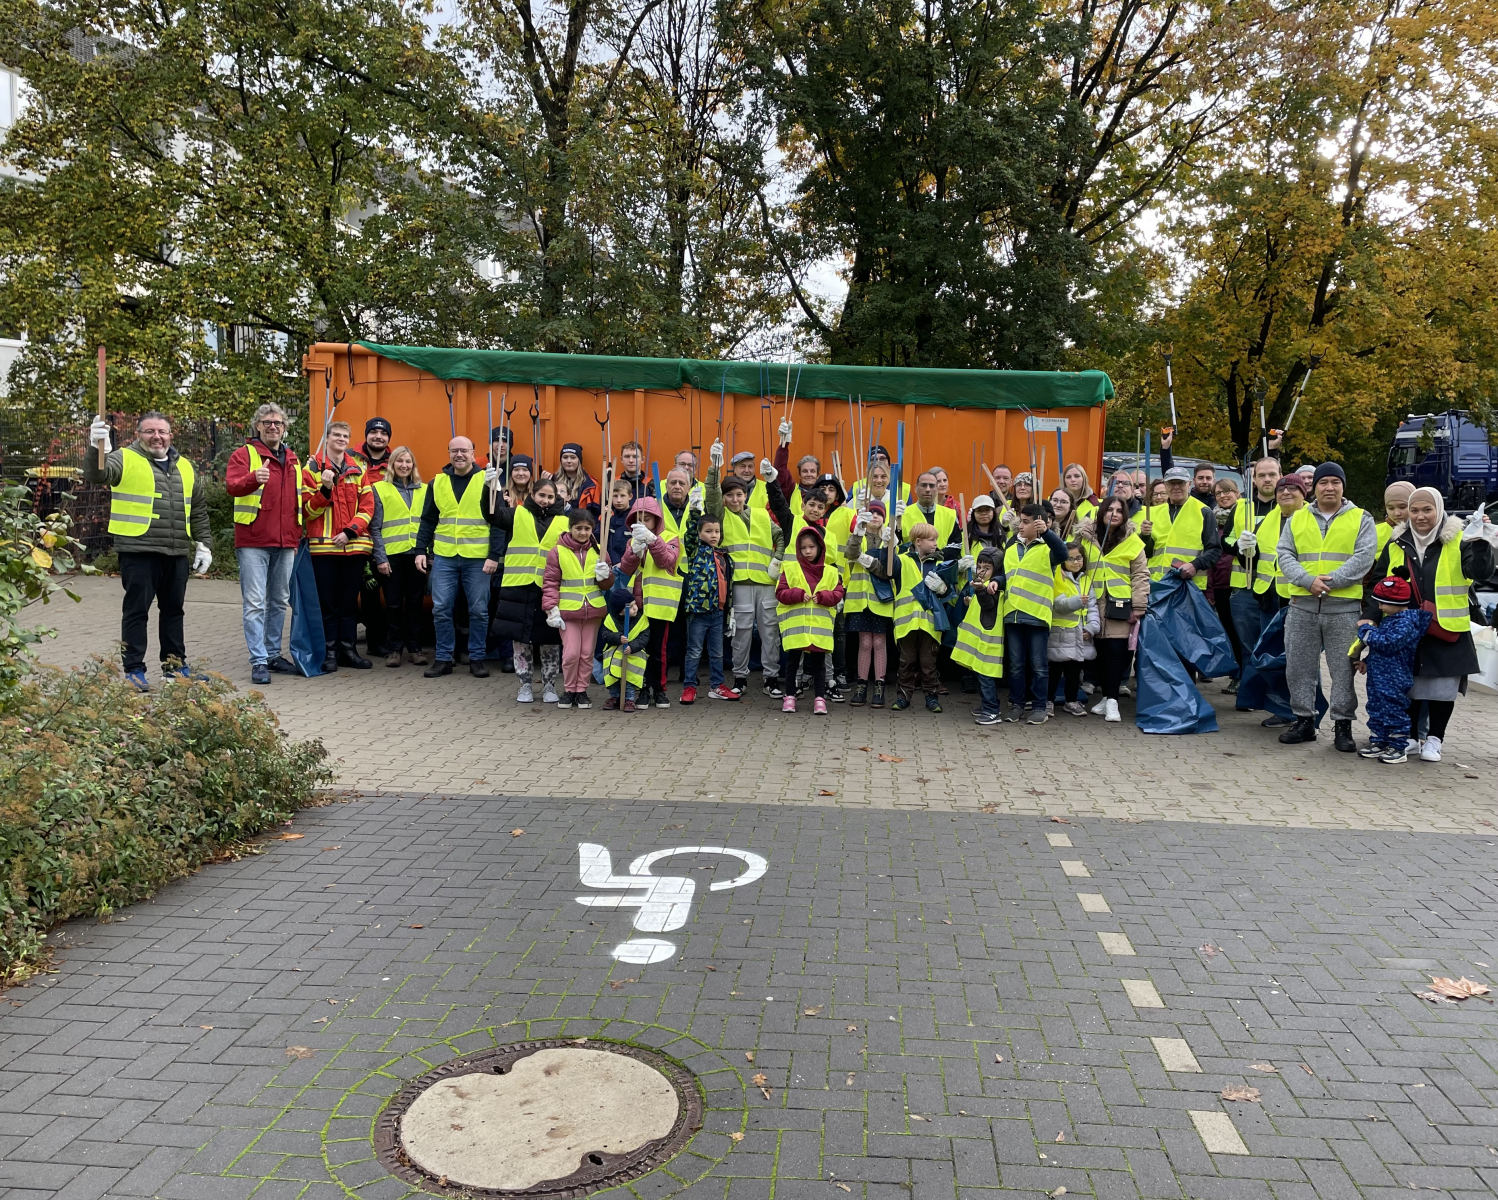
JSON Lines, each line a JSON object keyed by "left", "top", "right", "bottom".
{"left": 375, "top": 1040, "right": 703, "bottom": 1197}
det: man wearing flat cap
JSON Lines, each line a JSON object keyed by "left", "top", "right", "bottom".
{"left": 1275, "top": 461, "right": 1377, "bottom": 751}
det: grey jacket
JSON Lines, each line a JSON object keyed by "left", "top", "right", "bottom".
{"left": 1276, "top": 499, "right": 1377, "bottom": 614}
{"left": 84, "top": 440, "right": 210, "bottom": 557}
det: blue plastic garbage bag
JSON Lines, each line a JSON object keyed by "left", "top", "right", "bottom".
{"left": 1235, "top": 607, "right": 1328, "bottom": 725}
{"left": 288, "top": 541, "right": 325, "bottom": 677}
{"left": 1134, "top": 575, "right": 1239, "bottom": 734}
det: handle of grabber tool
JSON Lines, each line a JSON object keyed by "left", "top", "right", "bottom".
{"left": 96, "top": 346, "right": 107, "bottom": 468}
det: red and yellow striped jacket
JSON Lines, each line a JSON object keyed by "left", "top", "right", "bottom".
{"left": 302, "top": 451, "right": 374, "bottom": 555}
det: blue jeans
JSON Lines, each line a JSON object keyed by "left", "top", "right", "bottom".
{"left": 236, "top": 547, "right": 296, "bottom": 665}
{"left": 977, "top": 675, "right": 1000, "bottom": 715}
{"left": 431, "top": 555, "right": 491, "bottom": 663}
{"left": 683, "top": 610, "right": 725, "bottom": 688}
{"left": 1230, "top": 589, "right": 1267, "bottom": 708}
{"left": 1006, "top": 622, "right": 1049, "bottom": 708}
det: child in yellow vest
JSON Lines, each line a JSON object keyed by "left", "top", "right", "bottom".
{"left": 1047, "top": 542, "right": 1100, "bottom": 717}
{"left": 775, "top": 527, "right": 844, "bottom": 714}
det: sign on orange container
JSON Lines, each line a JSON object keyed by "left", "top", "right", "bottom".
{"left": 302, "top": 343, "right": 1112, "bottom": 502}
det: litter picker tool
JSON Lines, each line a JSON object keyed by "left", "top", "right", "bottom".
{"left": 1257, "top": 382, "right": 1269, "bottom": 459}
{"left": 530, "top": 387, "right": 542, "bottom": 463}
{"left": 885, "top": 420, "right": 905, "bottom": 576}
{"left": 594, "top": 388, "right": 612, "bottom": 471}
{"left": 96, "top": 345, "right": 107, "bottom": 468}
{"left": 313, "top": 369, "right": 344, "bottom": 459}
{"left": 599, "top": 460, "right": 615, "bottom": 559}
{"left": 1274, "top": 368, "right": 1313, "bottom": 442}
{"left": 1163, "top": 348, "right": 1178, "bottom": 436}
{"left": 958, "top": 493, "right": 969, "bottom": 562}
{"left": 444, "top": 381, "right": 456, "bottom": 438}
{"left": 716, "top": 374, "right": 726, "bottom": 441}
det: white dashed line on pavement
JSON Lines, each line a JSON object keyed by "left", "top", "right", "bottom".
{"left": 1097, "top": 932, "right": 1135, "bottom": 955}
{"left": 1189, "top": 1110, "right": 1250, "bottom": 1155}
{"left": 1060, "top": 860, "right": 1091, "bottom": 877}
{"left": 1046, "top": 832, "right": 1073, "bottom": 847}
{"left": 1121, "top": 979, "right": 1164, "bottom": 1008}
{"left": 1151, "top": 1037, "right": 1202, "bottom": 1072}
{"left": 1077, "top": 893, "right": 1111, "bottom": 913}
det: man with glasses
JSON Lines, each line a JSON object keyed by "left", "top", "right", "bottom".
{"left": 226, "top": 404, "right": 305, "bottom": 684}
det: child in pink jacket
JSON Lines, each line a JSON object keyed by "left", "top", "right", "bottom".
{"left": 542, "top": 509, "right": 614, "bottom": 709}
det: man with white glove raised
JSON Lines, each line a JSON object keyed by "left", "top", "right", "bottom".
{"left": 84, "top": 410, "right": 212, "bottom": 690}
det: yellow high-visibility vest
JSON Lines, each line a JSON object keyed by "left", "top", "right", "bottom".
{"left": 900, "top": 503, "right": 957, "bottom": 546}
{"left": 950, "top": 594, "right": 1004, "bottom": 677}
{"left": 602, "top": 610, "right": 650, "bottom": 688}
{"left": 776, "top": 559, "right": 840, "bottom": 651}
{"left": 557, "top": 543, "right": 606, "bottom": 615}
{"left": 1286, "top": 506, "right": 1365, "bottom": 599}
{"left": 1002, "top": 540, "right": 1055, "bottom": 626}
{"left": 720, "top": 506, "right": 774, "bottom": 585}
{"left": 1251, "top": 508, "right": 1289, "bottom": 596}
{"left": 640, "top": 536, "right": 684, "bottom": 620}
{"left": 1144, "top": 498, "right": 1209, "bottom": 589}
{"left": 843, "top": 540, "right": 894, "bottom": 618}
{"left": 431, "top": 472, "right": 489, "bottom": 559}
{"left": 502, "top": 506, "right": 564, "bottom": 586}
{"left": 1432, "top": 536, "right": 1472, "bottom": 633}
{"left": 1051, "top": 569, "right": 1086, "bottom": 630}
{"left": 1089, "top": 533, "right": 1144, "bottom": 600}
{"left": 108, "top": 448, "right": 194, "bottom": 538}
{"left": 892, "top": 553, "right": 940, "bottom": 641}
{"left": 373, "top": 481, "right": 426, "bottom": 555}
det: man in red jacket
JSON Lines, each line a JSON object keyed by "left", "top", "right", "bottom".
{"left": 226, "top": 403, "right": 304, "bottom": 685}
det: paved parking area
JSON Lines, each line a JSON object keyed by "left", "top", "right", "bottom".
{"left": 4, "top": 797, "right": 1497, "bottom": 1200}
{"left": 33, "top": 576, "right": 1498, "bottom": 833}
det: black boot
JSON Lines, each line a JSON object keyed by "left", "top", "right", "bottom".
{"left": 321, "top": 649, "right": 338, "bottom": 673}
{"left": 850, "top": 681, "right": 868, "bottom": 707}
{"left": 871, "top": 681, "right": 886, "bottom": 708}
{"left": 1333, "top": 719, "right": 1356, "bottom": 752}
{"left": 1278, "top": 715, "right": 1316, "bottom": 744}
{"left": 336, "top": 643, "right": 373, "bottom": 669}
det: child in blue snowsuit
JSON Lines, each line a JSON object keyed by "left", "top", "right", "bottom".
{"left": 1353, "top": 576, "right": 1430, "bottom": 763}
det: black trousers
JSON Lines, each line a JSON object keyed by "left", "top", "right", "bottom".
{"left": 311, "top": 554, "right": 368, "bottom": 652}
{"left": 379, "top": 553, "right": 428, "bottom": 651}
{"left": 359, "top": 576, "right": 388, "bottom": 652}
{"left": 1096, "top": 636, "right": 1130, "bottom": 699}
{"left": 782, "top": 648, "right": 827, "bottom": 698}
{"left": 118, "top": 551, "right": 190, "bottom": 672}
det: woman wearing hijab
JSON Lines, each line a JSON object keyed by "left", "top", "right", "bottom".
{"left": 1361, "top": 486, "right": 1493, "bottom": 762}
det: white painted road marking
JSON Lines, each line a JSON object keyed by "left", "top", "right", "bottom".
{"left": 1060, "top": 860, "right": 1091, "bottom": 877}
{"left": 1098, "top": 932, "right": 1135, "bottom": 955}
{"left": 1122, "top": 979, "right": 1164, "bottom": 1008}
{"left": 1046, "top": 833, "right": 1073, "bottom": 848}
{"left": 1077, "top": 893, "right": 1111, "bottom": 913}
{"left": 1151, "top": 1037, "right": 1201, "bottom": 1072}
{"left": 1189, "top": 1110, "right": 1250, "bottom": 1155}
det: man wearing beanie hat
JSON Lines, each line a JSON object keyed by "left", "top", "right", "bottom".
{"left": 354, "top": 417, "right": 393, "bottom": 483}
{"left": 1275, "top": 460, "right": 1377, "bottom": 750}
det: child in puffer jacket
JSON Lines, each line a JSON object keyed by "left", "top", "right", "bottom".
{"left": 679, "top": 495, "right": 738, "bottom": 704}
{"left": 1048, "top": 541, "right": 1100, "bottom": 716}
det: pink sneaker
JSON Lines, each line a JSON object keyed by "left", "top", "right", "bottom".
{"left": 813, "top": 697, "right": 828, "bottom": 715}
{"left": 781, "top": 696, "right": 796, "bottom": 713}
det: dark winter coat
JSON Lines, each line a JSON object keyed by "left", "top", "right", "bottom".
{"left": 488, "top": 494, "right": 568, "bottom": 646}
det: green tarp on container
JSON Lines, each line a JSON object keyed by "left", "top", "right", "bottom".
{"left": 358, "top": 343, "right": 1113, "bottom": 410}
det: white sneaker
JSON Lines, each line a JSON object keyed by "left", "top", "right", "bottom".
{"left": 542, "top": 686, "right": 559, "bottom": 704}
{"left": 1104, "top": 698, "right": 1121, "bottom": 722}
{"left": 517, "top": 682, "right": 534, "bottom": 703}
{"left": 1118, "top": 684, "right": 1132, "bottom": 698}
{"left": 1419, "top": 735, "right": 1442, "bottom": 762}
{"left": 1406, "top": 738, "right": 1422, "bottom": 754}
{"left": 1090, "top": 697, "right": 1109, "bottom": 716}
{"left": 1081, "top": 682, "right": 1096, "bottom": 696}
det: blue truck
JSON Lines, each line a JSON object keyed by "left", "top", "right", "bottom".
{"left": 1386, "top": 411, "right": 1498, "bottom": 513}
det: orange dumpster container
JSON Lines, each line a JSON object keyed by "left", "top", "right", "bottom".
{"left": 302, "top": 343, "right": 1113, "bottom": 502}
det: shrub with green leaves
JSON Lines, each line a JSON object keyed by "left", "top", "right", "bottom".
{"left": 0, "top": 664, "right": 332, "bottom": 975}
{"left": 0, "top": 483, "right": 86, "bottom": 703}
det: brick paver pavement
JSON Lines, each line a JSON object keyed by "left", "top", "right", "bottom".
{"left": 4, "top": 798, "right": 1498, "bottom": 1200}
{"left": 34, "top": 577, "right": 1498, "bottom": 832}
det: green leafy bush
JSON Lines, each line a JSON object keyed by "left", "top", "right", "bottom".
{"left": 0, "top": 484, "right": 86, "bottom": 702}
{"left": 0, "top": 664, "right": 331, "bottom": 975}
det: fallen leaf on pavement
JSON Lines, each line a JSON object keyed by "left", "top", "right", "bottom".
{"left": 1054, "top": 1131, "right": 1065, "bottom": 1142}
{"left": 729, "top": 1132, "right": 744, "bottom": 1142}
{"left": 198, "top": 1025, "right": 214, "bottom": 1030}
{"left": 273, "top": 832, "right": 305, "bottom": 841}
{"left": 1427, "top": 976, "right": 1491, "bottom": 1000}
{"left": 438, "top": 1176, "right": 447, "bottom": 1188}
{"left": 511, "top": 829, "right": 525, "bottom": 837}
{"left": 915, "top": 777, "right": 930, "bottom": 783}
{"left": 804, "top": 1006, "right": 823, "bottom": 1015}
{"left": 663, "top": 823, "right": 684, "bottom": 829}
{"left": 608, "top": 978, "right": 637, "bottom": 989}
{"left": 856, "top": 745, "right": 872, "bottom": 752}
{"left": 845, "top": 1073, "right": 855, "bottom": 1086}
{"left": 408, "top": 924, "right": 424, "bottom": 929}
{"left": 285, "top": 1046, "right": 315, "bottom": 1059}
{"left": 846, "top": 1025, "right": 858, "bottom": 1032}
{"left": 745, "top": 1052, "right": 754, "bottom": 1062}
{"left": 320, "top": 846, "right": 341, "bottom": 852}
{"left": 1415, "top": 991, "right": 1458, "bottom": 1005}
{"left": 1200, "top": 943, "right": 1222, "bottom": 958}
{"left": 1049, "top": 1188, "right": 1067, "bottom": 1199}
{"left": 876, "top": 753, "right": 904, "bottom": 762}
{"left": 1466, "top": 773, "right": 1480, "bottom": 780}
{"left": 1049, "top": 816, "right": 1070, "bottom": 823}
{"left": 909, "top": 1114, "right": 926, "bottom": 1121}
{"left": 752, "top": 1073, "right": 767, "bottom": 1085}
{"left": 1299, "top": 1063, "right": 1315, "bottom": 1075}
{"left": 706, "top": 965, "right": 716, "bottom": 971}
{"left": 818, "top": 789, "right": 837, "bottom": 796}
{"left": 994, "top": 1053, "right": 1004, "bottom": 1063}
{"left": 1221, "top": 1084, "right": 1260, "bottom": 1102}
{"left": 1249, "top": 1063, "right": 1277, "bottom": 1073}
{"left": 941, "top": 918, "right": 952, "bottom": 925}
{"left": 1027, "top": 789, "right": 1047, "bottom": 796}
{"left": 451, "top": 1123, "right": 463, "bottom": 1130}
{"left": 1014, "top": 748, "right": 1031, "bottom": 754}
{"left": 981, "top": 804, "right": 998, "bottom": 813}
{"left": 835, "top": 1184, "right": 851, "bottom": 1192}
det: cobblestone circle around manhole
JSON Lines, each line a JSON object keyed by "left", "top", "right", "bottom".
{"left": 374, "top": 1039, "right": 704, "bottom": 1198}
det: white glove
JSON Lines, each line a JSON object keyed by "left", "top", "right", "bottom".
{"left": 709, "top": 440, "right": 724, "bottom": 468}
{"left": 893, "top": 502, "right": 906, "bottom": 519}
{"left": 924, "top": 571, "right": 947, "bottom": 595}
{"left": 484, "top": 465, "right": 498, "bottom": 484}
{"left": 726, "top": 612, "right": 736, "bottom": 637}
{"left": 957, "top": 555, "right": 976, "bottom": 572}
{"left": 689, "top": 489, "right": 705, "bottom": 514}
{"left": 1001, "top": 508, "right": 1018, "bottom": 529}
{"left": 192, "top": 542, "right": 213, "bottom": 575}
{"left": 593, "top": 561, "right": 612, "bottom": 582}
{"left": 778, "top": 420, "right": 792, "bottom": 445}
{"left": 89, "top": 417, "right": 111, "bottom": 450}
{"left": 858, "top": 553, "right": 876, "bottom": 569}
{"left": 546, "top": 606, "right": 565, "bottom": 630}
{"left": 760, "top": 458, "right": 777, "bottom": 482}
{"left": 853, "top": 511, "right": 869, "bottom": 534}
{"left": 880, "top": 524, "right": 894, "bottom": 546}
{"left": 1236, "top": 530, "right": 1257, "bottom": 554}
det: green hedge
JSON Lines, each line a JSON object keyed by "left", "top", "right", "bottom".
{"left": 0, "top": 664, "right": 331, "bottom": 975}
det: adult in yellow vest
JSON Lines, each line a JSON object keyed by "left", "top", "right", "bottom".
{"left": 1359, "top": 486, "right": 1493, "bottom": 762}
{"left": 225, "top": 402, "right": 303, "bottom": 684}
{"left": 372, "top": 446, "right": 429, "bottom": 668}
{"left": 1139, "top": 466, "right": 1220, "bottom": 589}
{"left": 1062, "top": 463, "right": 1100, "bottom": 526}
{"left": 85, "top": 410, "right": 211, "bottom": 690}
{"left": 1275, "top": 462, "right": 1378, "bottom": 750}
{"left": 1078, "top": 495, "right": 1148, "bottom": 722}
{"left": 900, "top": 472, "right": 960, "bottom": 549}
{"left": 726, "top": 450, "right": 773, "bottom": 510}
{"left": 490, "top": 477, "right": 569, "bottom": 702}
{"left": 1223, "top": 454, "right": 1282, "bottom": 708}
{"left": 414, "top": 436, "right": 502, "bottom": 677}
